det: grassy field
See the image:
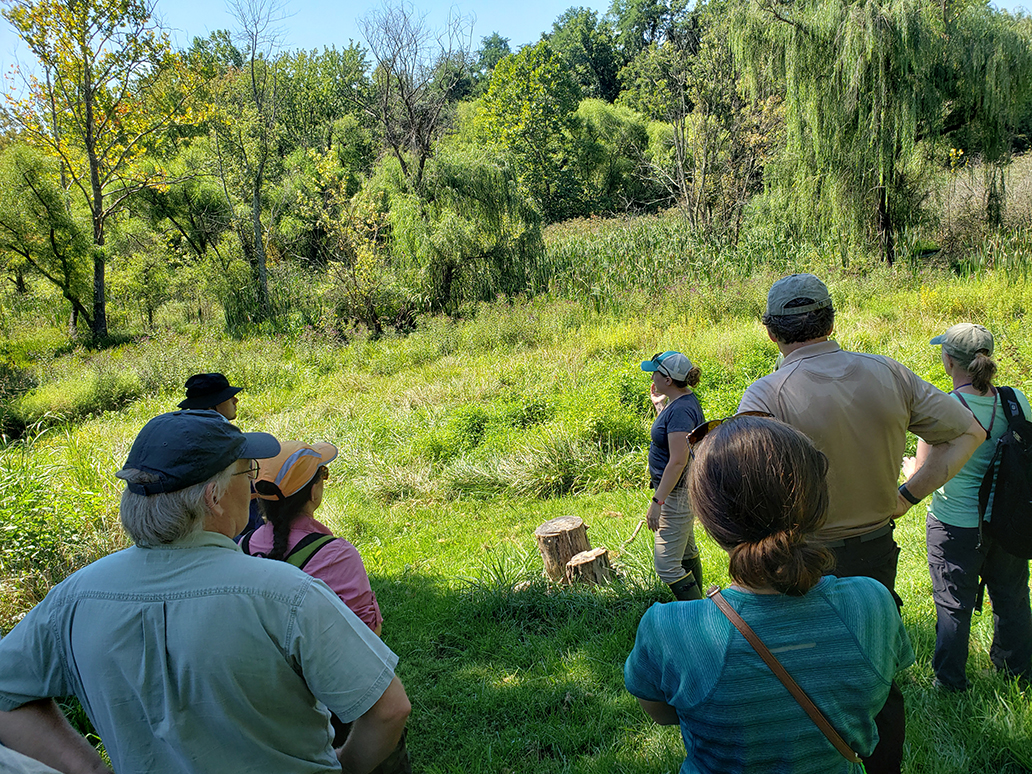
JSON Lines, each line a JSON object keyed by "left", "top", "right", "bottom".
{"left": 1, "top": 262, "right": 1031, "bottom": 772}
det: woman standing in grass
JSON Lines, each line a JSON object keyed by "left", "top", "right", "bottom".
{"left": 905, "top": 323, "right": 1032, "bottom": 691}
{"left": 625, "top": 416, "right": 913, "bottom": 773}
{"left": 641, "top": 351, "right": 706, "bottom": 601}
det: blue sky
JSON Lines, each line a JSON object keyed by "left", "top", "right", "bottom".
{"left": 0, "top": 0, "right": 1028, "bottom": 74}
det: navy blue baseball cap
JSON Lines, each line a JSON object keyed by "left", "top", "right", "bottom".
{"left": 117, "top": 410, "right": 280, "bottom": 495}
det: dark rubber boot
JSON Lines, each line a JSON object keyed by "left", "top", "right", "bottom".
{"left": 668, "top": 573, "right": 703, "bottom": 601}
{"left": 682, "top": 554, "right": 705, "bottom": 598}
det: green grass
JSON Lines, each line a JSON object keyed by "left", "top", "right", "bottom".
{"left": 1, "top": 264, "right": 1031, "bottom": 772}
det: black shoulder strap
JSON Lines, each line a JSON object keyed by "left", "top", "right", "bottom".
{"left": 285, "top": 532, "right": 339, "bottom": 571}
{"left": 237, "top": 529, "right": 256, "bottom": 553}
{"left": 997, "top": 386, "right": 1026, "bottom": 425}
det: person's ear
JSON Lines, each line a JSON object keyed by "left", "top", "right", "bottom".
{"left": 204, "top": 481, "right": 223, "bottom": 518}
{"left": 766, "top": 328, "right": 778, "bottom": 343}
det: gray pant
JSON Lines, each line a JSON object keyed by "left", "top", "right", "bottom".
{"left": 926, "top": 513, "right": 1032, "bottom": 690}
{"left": 653, "top": 482, "right": 699, "bottom": 584}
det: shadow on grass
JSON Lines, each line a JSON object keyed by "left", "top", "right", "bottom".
{"left": 375, "top": 572, "right": 684, "bottom": 774}
{"left": 54, "top": 568, "right": 1031, "bottom": 774}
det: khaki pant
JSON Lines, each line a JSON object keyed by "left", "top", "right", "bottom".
{"left": 653, "top": 482, "right": 699, "bottom": 584}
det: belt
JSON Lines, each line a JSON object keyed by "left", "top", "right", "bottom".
{"left": 820, "top": 522, "right": 894, "bottom": 549}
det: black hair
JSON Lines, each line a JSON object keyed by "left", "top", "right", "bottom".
{"left": 258, "top": 471, "right": 322, "bottom": 561}
{"left": 762, "top": 298, "right": 835, "bottom": 345}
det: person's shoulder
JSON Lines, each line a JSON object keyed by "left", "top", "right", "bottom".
{"left": 818, "top": 575, "right": 896, "bottom": 616}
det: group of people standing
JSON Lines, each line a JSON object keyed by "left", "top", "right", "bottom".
{"left": 629, "top": 273, "right": 1031, "bottom": 773}
{"left": 0, "top": 273, "right": 1027, "bottom": 774}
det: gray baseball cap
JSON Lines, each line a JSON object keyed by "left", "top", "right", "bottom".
{"left": 765, "top": 274, "right": 833, "bottom": 317}
{"left": 930, "top": 323, "right": 993, "bottom": 366}
{"left": 641, "top": 351, "right": 694, "bottom": 381}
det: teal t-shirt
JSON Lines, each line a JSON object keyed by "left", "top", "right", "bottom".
{"left": 624, "top": 576, "right": 914, "bottom": 774}
{"left": 928, "top": 388, "right": 1032, "bottom": 529}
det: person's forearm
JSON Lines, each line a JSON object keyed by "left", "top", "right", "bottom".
{"left": 0, "top": 699, "right": 112, "bottom": 774}
{"left": 336, "top": 676, "right": 410, "bottom": 774}
{"left": 653, "top": 455, "right": 687, "bottom": 504}
{"left": 902, "top": 417, "right": 984, "bottom": 501}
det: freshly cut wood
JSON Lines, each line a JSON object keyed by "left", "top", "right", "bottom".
{"left": 565, "top": 547, "right": 611, "bottom": 585}
{"left": 534, "top": 516, "right": 590, "bottom": 582}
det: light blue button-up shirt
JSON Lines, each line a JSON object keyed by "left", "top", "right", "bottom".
{"left": 0, "top": 530, "right": 398, "bottom": 774}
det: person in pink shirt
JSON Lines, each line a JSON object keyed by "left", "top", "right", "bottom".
{"left": 240, "top": 440, "right": 382, "bottom": 634}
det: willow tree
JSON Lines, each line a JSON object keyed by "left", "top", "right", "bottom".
{"left": 731, "top": 0, "right": 942, "bottom": 264}
{"left": 731, "top": 0, "right": 1031, "bottom": 263}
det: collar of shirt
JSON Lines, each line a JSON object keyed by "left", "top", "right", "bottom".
{"left": 782, "top": 339, "right": 842, "bottom": 367}
{"left": 290, "top": 514, "right": 332, "bottom": 536}
{"left": 144, "top": 529, "right": 243, "bottom": 552}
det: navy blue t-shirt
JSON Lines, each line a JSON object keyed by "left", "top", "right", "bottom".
{"left": 649, "top": 393, "right": 704, "bottom": 487}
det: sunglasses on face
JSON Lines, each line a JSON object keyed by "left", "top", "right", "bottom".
{"left": 650, "top": 352, "right": 672, "bottom": 378}
{"left": 688, "top": 411, "right": 776, "bottom": 450}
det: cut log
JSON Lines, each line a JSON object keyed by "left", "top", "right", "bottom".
{"left": 566, "top": 547, "right": 611, "bottom": 585}
{"left": 534, "top": 516, "right": 590, "bottom": 582}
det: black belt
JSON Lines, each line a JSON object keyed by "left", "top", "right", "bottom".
{"left": 821, "top": 522, "right": 894, "bottom": 549}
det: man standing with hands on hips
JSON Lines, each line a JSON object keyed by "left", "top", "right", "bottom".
{"left": 738, "top": 273, "right": 984, "bottom": 774}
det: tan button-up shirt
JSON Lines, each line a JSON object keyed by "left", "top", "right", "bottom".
{"left": 738, "top": 340, "right": 973, "bottom": 540}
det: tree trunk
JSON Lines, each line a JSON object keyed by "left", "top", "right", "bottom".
{"left": 534, "top": 516, "right": 590, "bottom": 583}
{"left": 878, "top": 185, "right": 895, "bottom": 267}
{"left": 251, "top": 182, "right": 271, "bottom": 321}
{"left": 565, "top": 547, "right": 611, "bottom": 585}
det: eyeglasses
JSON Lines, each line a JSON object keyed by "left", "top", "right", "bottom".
{"left": 317, "top": 466, "right": 330, "bottom": 482}
{"left": 688, "top": 412, "right": 776, "bottom": 450}
{"left": 234, "top": 460, "right": 260, "bottom": 480}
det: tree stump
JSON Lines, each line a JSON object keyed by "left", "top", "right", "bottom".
{"left": 565, "top": 547, "right": 611, "bottom": 585}
{"left": 534, "top": 516, "right": 590, "bottom": 582}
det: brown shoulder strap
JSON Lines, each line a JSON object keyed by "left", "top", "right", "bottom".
{"left": 707, "top": 586, "right": 863, "bottom": 765}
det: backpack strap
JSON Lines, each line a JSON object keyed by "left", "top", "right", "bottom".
{"left": 997, "top": 386, "right": 1025, "bottom": 424}
{"left": 237, "top": 529, "right": 256, "bottom": 553}
{"left": 285, "top": 532, "right": 339, "bottom": 571}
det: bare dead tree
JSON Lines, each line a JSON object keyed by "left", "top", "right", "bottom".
{"left": 359, "top": 1, "right": 474, "bottom": 191}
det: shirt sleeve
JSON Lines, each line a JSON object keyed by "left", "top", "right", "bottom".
{"left": 624, "top": 606, "right": 667, "bottom": 703}
{"left": 289, "top": 579, "right": 398, "bottom": 723}
{"left": 0, "top": 591, "right": 70, "bottom": 711}
{"left": 899, "top": 364, "right": 975, "bottom": 443}
{"left": 738, "top": 380, "right": 774, "bottom": 415}
{"left": 302, "top": 539, "right": 383, "bottom": 633}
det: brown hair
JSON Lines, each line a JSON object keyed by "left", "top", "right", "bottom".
{"left": 688, "top": 416, "right": 833, "bottom": 595}
{"left": 965, "top": 352, "right": 997, "bottom": 394}
{"left": 672, "top": 365, "right": 702, "bottom": 390}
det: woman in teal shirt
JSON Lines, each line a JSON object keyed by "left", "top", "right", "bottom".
{"left": 908, "top": 323, "right": 1032, "bottom": 691}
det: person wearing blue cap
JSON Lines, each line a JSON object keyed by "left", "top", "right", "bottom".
{"left": 641, "top": 351, "right": 707, "bottom": 601}
{"left": 0, "top": 410, "right": 410, "bottom": 774}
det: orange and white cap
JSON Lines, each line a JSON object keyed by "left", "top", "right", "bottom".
{"left": 254, "top": 440, "right": 337, "bottom": 501}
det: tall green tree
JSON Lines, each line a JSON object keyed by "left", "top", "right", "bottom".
{"left": 0, "top": 144, "right": 92, "bottom": 327}
{"left": 546, "top": 8, "right": 621, "bottom": 102}
{"left": 472, "top": 41, "right": 582, "bottom": 220}
{"left": 730, "top": 0, "right": 1030, "bottom": 263}
{"left": 2, "top": 0, "right": 196, "bottom": 338}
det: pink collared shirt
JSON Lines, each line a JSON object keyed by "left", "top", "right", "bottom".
{"left": 244, "top": 515, "right": 383, "bottom": 633}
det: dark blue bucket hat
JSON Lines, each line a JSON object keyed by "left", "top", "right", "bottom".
{"left": 117, "top": 411, "right": 279, "bottom": 495}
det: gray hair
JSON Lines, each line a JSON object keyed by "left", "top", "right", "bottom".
{"left": 119, "top": 464, "right": 235, "bottom": 546}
